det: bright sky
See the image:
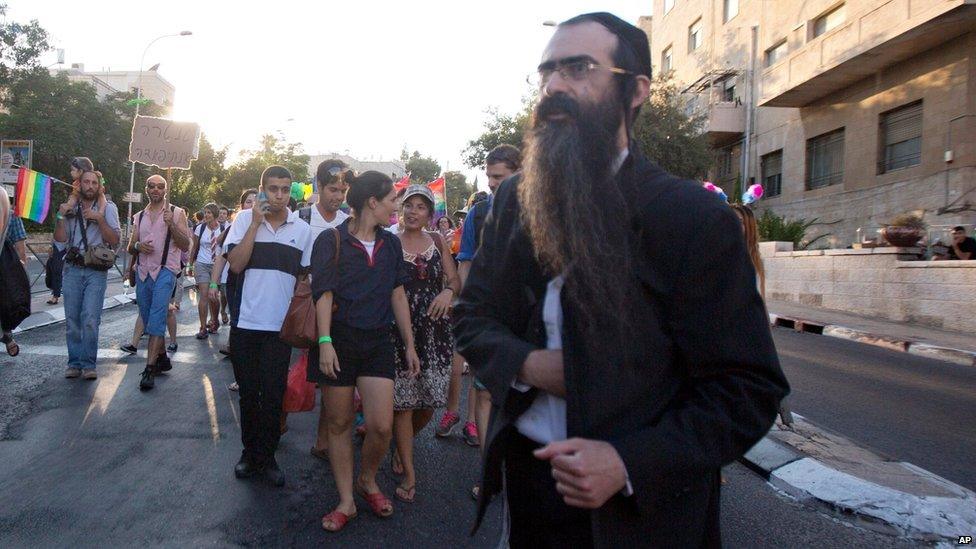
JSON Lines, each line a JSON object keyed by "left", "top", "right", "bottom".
{"left": 12, "top": 1, "right": 645, "bottom": 189}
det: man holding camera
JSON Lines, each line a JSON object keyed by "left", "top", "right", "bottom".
{"left": 54, "top": 170, "right": 121, "bottom": 380}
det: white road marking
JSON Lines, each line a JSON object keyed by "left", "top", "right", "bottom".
{"left": 202, "top": 375, "right": 220, "bottom": 443}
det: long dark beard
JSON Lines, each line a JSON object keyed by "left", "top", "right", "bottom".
{"left": 518, "top": 92, "right": 640, "bottom": 364}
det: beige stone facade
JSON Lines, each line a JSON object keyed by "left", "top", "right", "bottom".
{"left": 760, "top": 243, "right": 976, "bottom": 332}
{"left": 642, "top": 0, "right": 976, "bottom": 246}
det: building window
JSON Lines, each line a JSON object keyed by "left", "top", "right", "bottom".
{"left": 724, "top": 0, "right": 739, "bottom": 22}
{"left": 813, "top": 4, "right": 845, "bottom": 38}
{"left": 761, "top": 151, "right": 783, "bottom": 197}
{"left": 765, "top": 40, "right": 788, "bottom": 67}
{"left": 721, "top": 77, "right": 736, "bottom": 102}
{"left": 664, "top": 0, "right": 675, "bottom": 14}
{"left": 806, "top": 128, "right": 845, "bottom": 190}
{"left": 688, "top": 19, "right": 703, "bottom": 52}
{"left": 662, "top": 46, "right": 673, "bottom": 73}
{"left": 879, "top": 101, "right": 923, "bottom": 173}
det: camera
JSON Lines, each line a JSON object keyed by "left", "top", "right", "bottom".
{"left": 65, "top": 246, "right": 83, "bottom": 265}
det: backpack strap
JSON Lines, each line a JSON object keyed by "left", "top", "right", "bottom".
{"left": 159, "top": 205, "right": 175, "bottom": 270}
{"left": 299, "top": 206, "right": 312, "bottom": 224}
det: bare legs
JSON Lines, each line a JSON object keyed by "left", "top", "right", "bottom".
{"left": 393, "top": 408, "right": 434, "bottom": 499}
{"left": 324, "top": 377, "right": 395, "bottom": 520}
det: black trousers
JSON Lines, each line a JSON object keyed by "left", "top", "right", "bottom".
{"left": 230, "top": 327, "right": 291, "bottom": 466}
{"left": 505, "top": 432, "right": 593, "bottom": 548}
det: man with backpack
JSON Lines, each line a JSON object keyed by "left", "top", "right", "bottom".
{"left": 126, "top": 175, "right": 190, "bottom": 390}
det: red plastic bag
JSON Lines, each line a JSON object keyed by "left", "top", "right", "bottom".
{"left": 283, "top": 352, "right": 316, "bottom": 413}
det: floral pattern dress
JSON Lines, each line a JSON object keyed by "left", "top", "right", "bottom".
{"left": 393, "top": 237, "right": 454, "bottom": 410}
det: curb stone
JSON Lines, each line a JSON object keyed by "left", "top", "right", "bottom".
{"left": 768, "top": 313, "right": 976, "bottom": 367}
{"left": 740, "top": 421, "right": 976, "bottom": 541}
{"left": 11, "top": 278, "right": 195, "bottom": 335}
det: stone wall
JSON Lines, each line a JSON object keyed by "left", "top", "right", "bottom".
{"left": 761, "top": 242, "right": 976, "bottom": 333}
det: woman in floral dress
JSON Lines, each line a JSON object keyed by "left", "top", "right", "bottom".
{"left": 392, "top": 185, "right": 461, "bottom": 503}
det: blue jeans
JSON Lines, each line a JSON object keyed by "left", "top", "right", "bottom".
{"left": 136, "top": 268, "right": 176, "bottom": 337}
{"left": 62, "top": 264, "right": 108, "bottom": 370}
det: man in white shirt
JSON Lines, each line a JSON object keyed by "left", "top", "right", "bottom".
{"left": 297, "top": 159, "right": 350, "bottom": 460}
{"left": 225, "top": 165, "right": 312, "bottom": 487}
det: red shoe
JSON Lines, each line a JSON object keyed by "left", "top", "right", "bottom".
{"left": 463, "top": 421, "right": 479, "bottom": 447}
{"left": 322, "top": 509, "right": 357, "bottom": 532}
{"left": 435, "top": 410, "right": 460, "bottom": 437}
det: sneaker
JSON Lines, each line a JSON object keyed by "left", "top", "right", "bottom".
{"left": 82, "top": 369, "right": 98, "bottom": 380}
{"left": 65, "top": 367, "right": 81, "bottom": 379}
{"left": 139, "top": 367, "right": 155, "bottom": 391}
{"left": 166, "top": 343, "right": 178, "bottom": 353}
{"left": 462, "top": 421, "right": 479, "bottom": 447}
{"left": 155, "top": 353, "right": 172, "bottom": 373}
{"left": 120, "top": 344, "right": 138, "bottom": 354}
{"left": 435, "top": 410, "right": 460, "bottom": 437}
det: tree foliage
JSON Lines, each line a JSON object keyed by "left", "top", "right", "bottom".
{"left": 0, "top": 3, "right": 49, "bottom": 87}
{"left": 462, "top": 95, "right": 534, "bottom": 169}
{"left": 404, "top": 151, "right": 440, "bottom": 184}
{"left": 218, "top": 134, "right": 309, "bottom": 207}
{"left": 442, "top": 171, "right": 471, "bottom": 217}
{"left": 633, "top": 74, "right": 713, "bottom": 180}
{"left": 166, "top": 133, "right": 226, "bottom": 213}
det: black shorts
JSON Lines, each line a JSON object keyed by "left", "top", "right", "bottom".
{"left": 307, "top": 322, "right": 396, "bottom": 387}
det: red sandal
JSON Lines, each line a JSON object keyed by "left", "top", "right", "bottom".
{"left": 322, "top": 510, "right": 357, "bottom": 532}
{"left": 355, "top": 484, "right": 393, "bottom": 518}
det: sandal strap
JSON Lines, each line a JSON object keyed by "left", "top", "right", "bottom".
{"left": 322, "top": 510, "right": 354, "bottom": 531}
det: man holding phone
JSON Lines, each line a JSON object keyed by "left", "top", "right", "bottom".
{"left": 126, "top": 175, "right": 190, "bottom": 390}
{"left": 224, "top": 165, "right": 312, "bottom": 486}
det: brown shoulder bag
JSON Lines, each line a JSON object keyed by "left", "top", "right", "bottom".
{"left": 280, "top": 228, "right": 340, "bottom": 348}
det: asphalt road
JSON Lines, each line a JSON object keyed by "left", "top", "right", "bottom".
{"left": 0, "top": 299, "right": 926, "bottom": 547}
{"left": 772, "top": 327, "right": 976, "bottom": 491}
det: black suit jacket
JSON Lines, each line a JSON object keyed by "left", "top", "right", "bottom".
{"left": 454, "top": 150, "right": 790, "bottom": 548}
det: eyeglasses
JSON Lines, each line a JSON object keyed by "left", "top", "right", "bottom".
{"left": 527, "top": 59, "right": 636, "bottom": 88}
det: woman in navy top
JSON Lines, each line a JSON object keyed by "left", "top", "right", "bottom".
{"left": 309, "top": 170, "right": 420, "bottom": 532}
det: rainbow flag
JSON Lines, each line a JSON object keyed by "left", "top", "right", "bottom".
{"left": 14, "top": 168, "right": 52, "bottom": 224}
{"left": 427, "top": 177, "right": 447, "bottom": 222}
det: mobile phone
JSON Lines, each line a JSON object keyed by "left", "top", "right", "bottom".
{"left": 257, "top": 192, "right": 271, "bottom": 215}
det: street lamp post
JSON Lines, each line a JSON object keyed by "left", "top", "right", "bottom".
{"left": 125, "top": 30, "right": 192, "bottom": 244}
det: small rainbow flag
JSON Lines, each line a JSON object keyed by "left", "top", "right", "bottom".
{"left": 427, "top": 177, "right": 447, "bottom": 222}
{"left": 14, "top": 167, "right": 52, "bottom": 224}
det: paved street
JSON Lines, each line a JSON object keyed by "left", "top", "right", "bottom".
{"left": 773, "top": 328, "right": 976, "bottom": 491}
{"left": 0, "top": 296, "right": 941, "bottom": 547}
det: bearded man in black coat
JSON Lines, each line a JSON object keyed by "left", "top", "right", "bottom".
{"left": 453, "top": 12, "right": 790, "bottom": 549}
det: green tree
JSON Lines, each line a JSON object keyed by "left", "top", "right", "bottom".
{"left": 633, "top": 74, "right": 712, "bottom": 180}
{"left": 0, "top": 3, "right": 50, "bottom": 87}
{"left": 442, "top": 171, "right": 471, "bottom": 218}
{"left": 405, "top": 151, "right": 440, "bottom": 184}
{"left": 165, "top": 133, "right": 226, "bottom": 213}
{"left": 463, "top": 94, "right": 535, "bottom": 169}
{"left": 219, "top": 134, "right": 309, "bottom": 206}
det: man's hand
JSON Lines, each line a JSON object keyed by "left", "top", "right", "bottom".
{"left": 534, "top": 438, "right": 629, "bottom": 509}
{"left": 58, "top": 203, "right": 72, "bottom": 217}
{"left": 519, "top": 349, "right": 565, "bottom": 397}
{"left": 251, "top": 198, "right": 267, "bottom": 226}
{"left": 138, "top": 241, "right": 156, "bottom": 255}
{"left": 162, "top": 208, "right": 174, "bottom": 227}
{"left": 82, "top": 207, "right": 104, "bottom": 223}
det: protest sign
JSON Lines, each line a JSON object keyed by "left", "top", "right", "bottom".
{"left": 128, "top": 116, "right": 201, "bottom": 169}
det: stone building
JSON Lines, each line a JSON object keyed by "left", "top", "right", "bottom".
{"left": 54, "top": 64, "right": 176, "bottom": 107}
{"left": 306, "top": 153, "right": 407, "bottom": 182}
{"left": 640, "top": 0, "right": 976, "bottom": 246}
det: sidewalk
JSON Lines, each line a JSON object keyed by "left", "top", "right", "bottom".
{"left": 767, "top": 300, "right": 976, "bottom": 366}
{"left": 12, "top": 276, "right": 195, "bottom": 335}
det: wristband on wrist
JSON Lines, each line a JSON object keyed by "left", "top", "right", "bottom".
{"left": 318, "top": 335, "right": 333, "bottom": 344}
{"left": 56, "top": 213, "right": 64, "bottom": 220}
{"left": 209, "top": 282, "right": 218, "bottom": 289}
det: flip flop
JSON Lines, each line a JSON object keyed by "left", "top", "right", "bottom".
{"left": 322, "top": 509, "right": 357, "bottom": 532}
{"left": 395, "top": 484, "right": 416, "bottom": 504}
{"left": 391, "top": 450, "right": 404, "bottom": 475}
{"left": 355, "top": 483, "right": 393, "bottom": 518}
{"left": 195, "top": 330, "right": 208, "bottom": 340}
